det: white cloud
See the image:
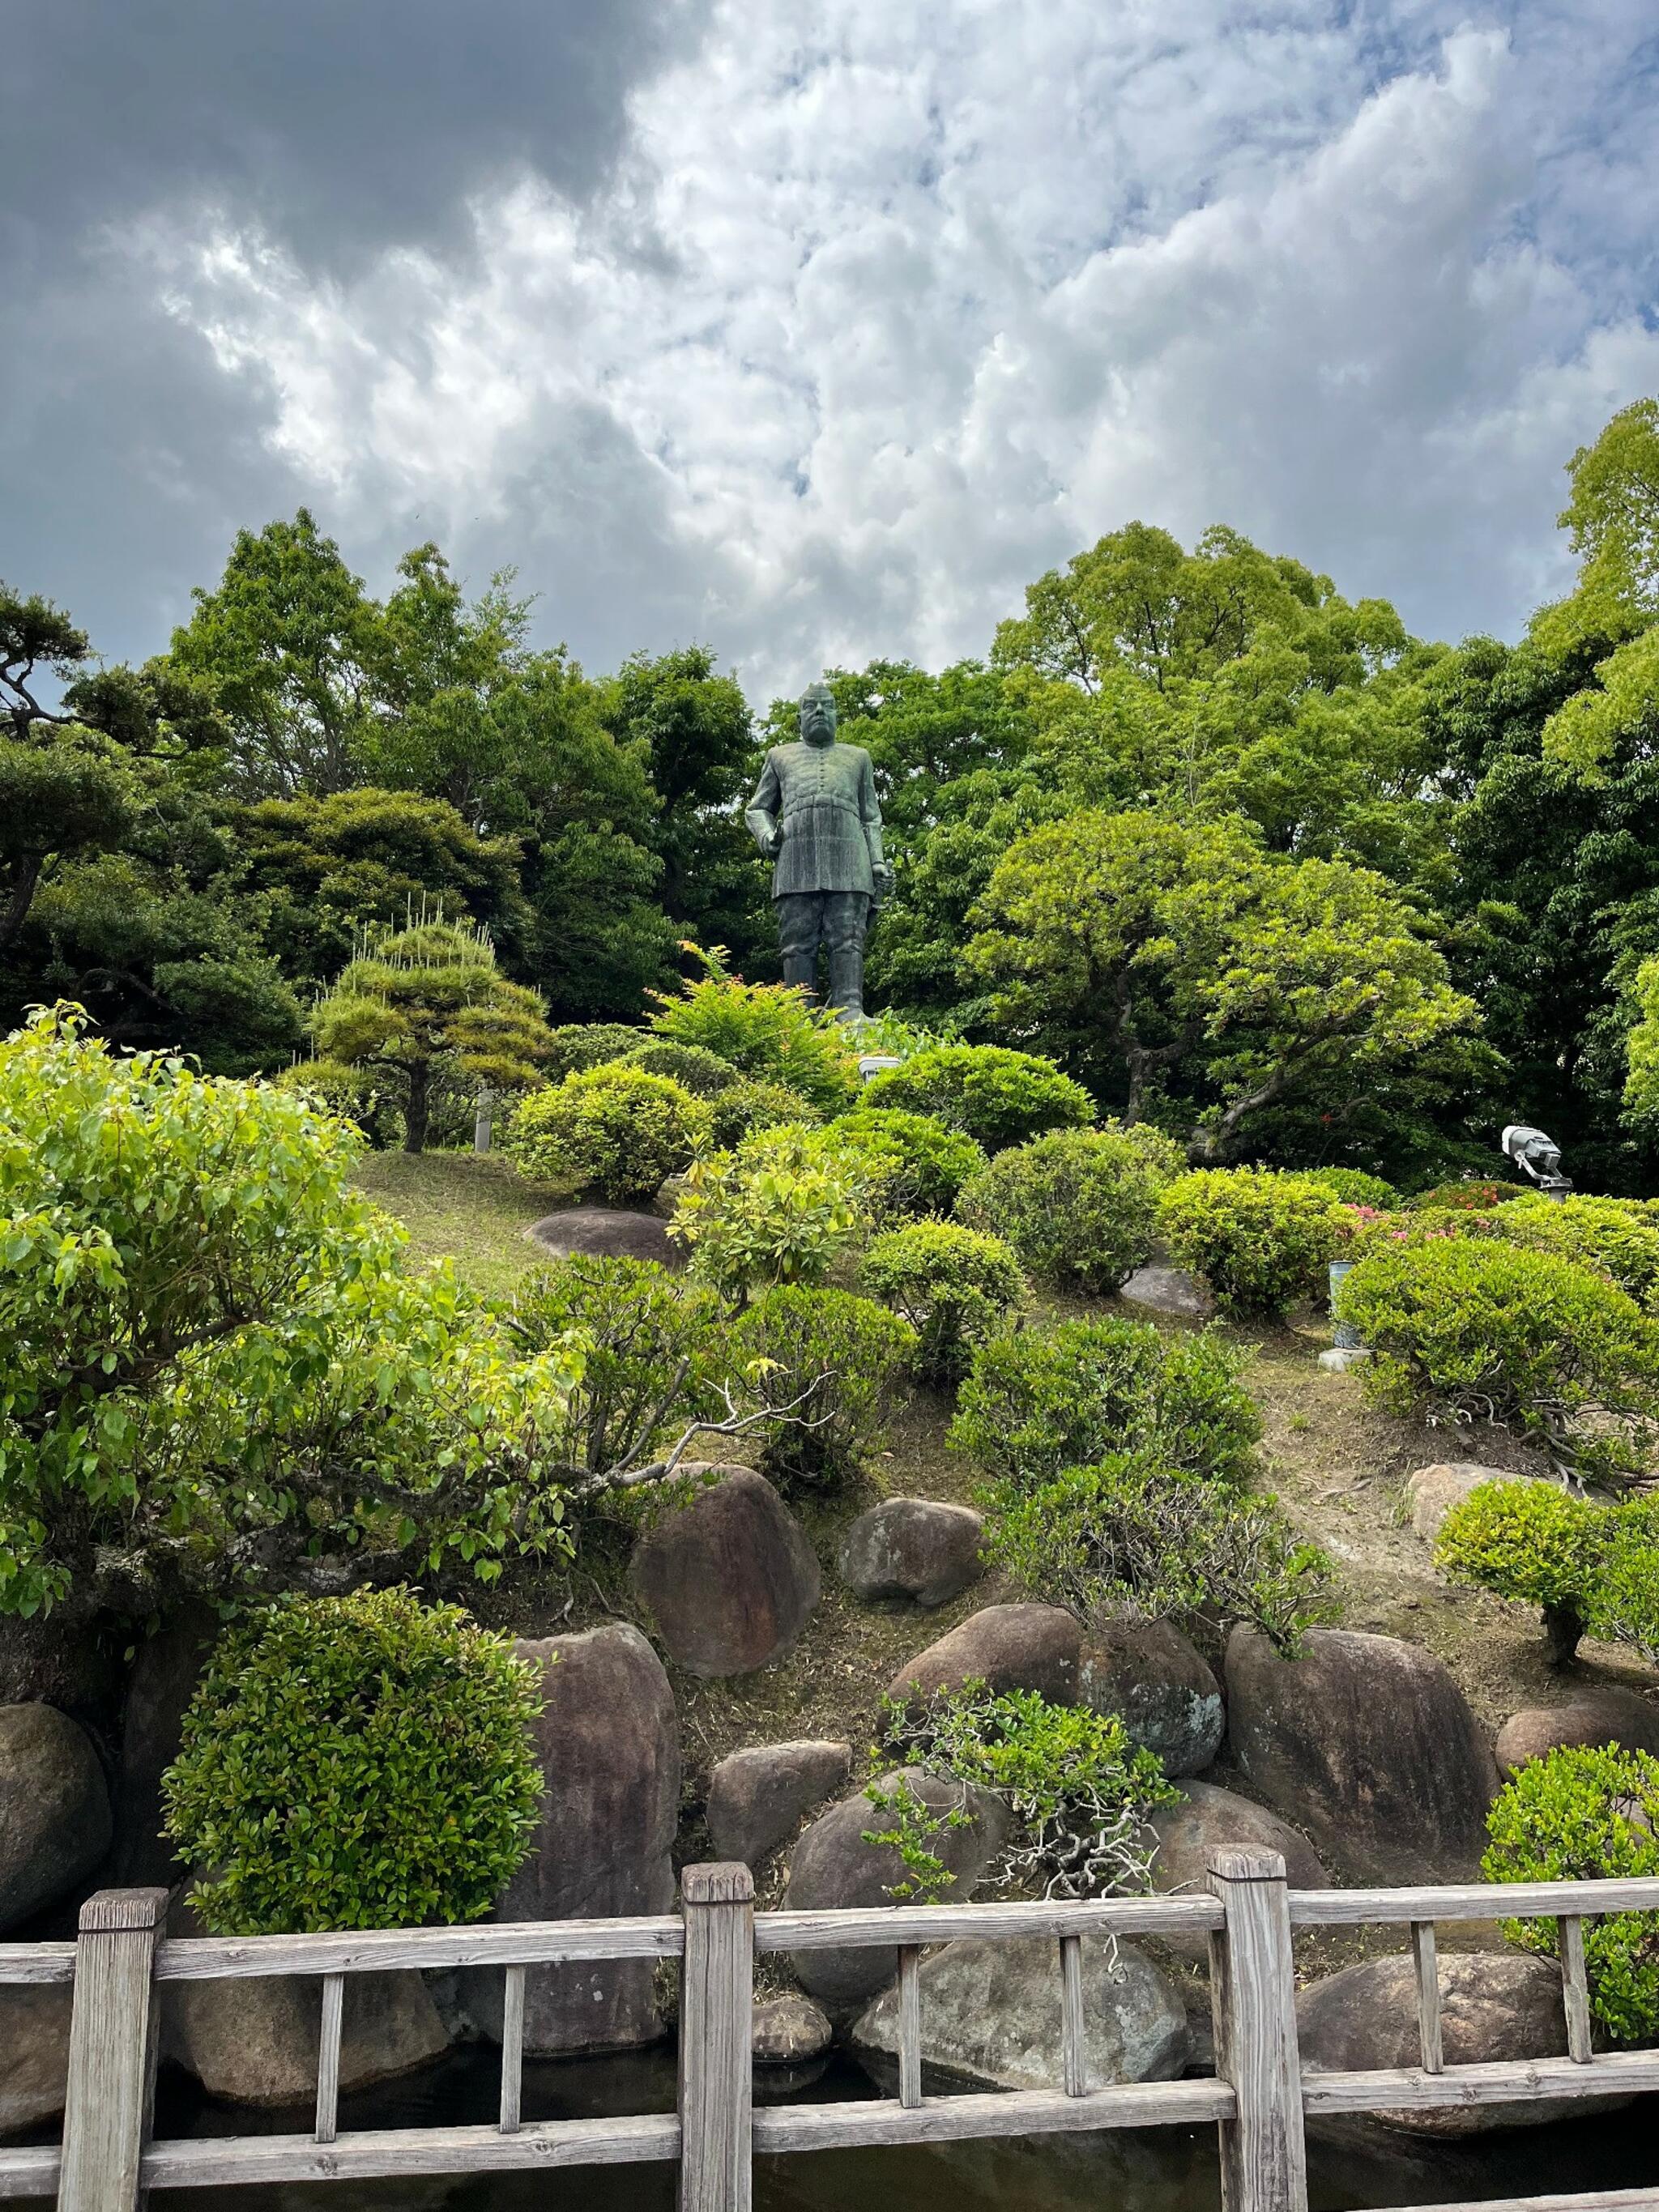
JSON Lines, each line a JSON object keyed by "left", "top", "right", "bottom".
{"left": 131, "top": 1, "right": 1659, "bottom": 697}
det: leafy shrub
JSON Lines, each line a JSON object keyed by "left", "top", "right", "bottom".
{"left": 618, "top": 1038, "right": 741, "bottom": 1097}
{"left": 504, "top": 1256, "right": 724, "bottom": 1481}
{"left": 1483, "top": 1745, "right": 1659, "bottom": 2044}
{"left": 859, "top": 1221, "right": 1029, "bottom": 1383}
{"left": 1337, "top": 1238, "right": 1659, "bottom": 1477}
{"left": 1158, "top": 1168, "right": 1346, "bottom": 1315}
{"left": 543, "top": 1023, "right": 643, "bottom": 1085}
{"left": 1591, "top": 1499, "right": 1659, "bottom": 1661}
{"left": 1435, "top": 1479, "right": 1611, "bottom": 1664}
{"left": 162, "top": 1588, "right": 544, "bottom": 1935}
{"left": 736, "top": 1285, "right": 917, "bottom": 1490}
{"left": 831, "top": 1107, "right": 988, "bottom": 1219}
{"left": 505, "top": 1065, "right": 709, "bottom": 1204}
{"left": 669, "top": 1123, "right": 868, "bottom": 1298}
{"left": 701, "top": 1077, "right": 823, "bottom": 1152}
{"left": 957, "top": 1125, "right": 1177, "bottom": 1294}
{"left": 1493, "top": 1195, "right": 1659, "bottom": 1306}
{"left": 649, "top": 951, "right": 859, "bottom": 1112}
{"left": 869, "top": 1684, "right": 1178, "bottom": 1900}
{"left": 983, "top": 1455, "right": 1334, "bottom": 1652}
{"left": 271, "top": 1056, "right": 407, "bottom": 1150}
{"left": 949, "top": 1318, "right": 1260, "bottom": 1491}
{"left": 862, "top": 1044, "right": 1095, "bottom": 1153}
{"left": 1406, "top": 1179, "right": 1526, "bottom": 1212}
{"left": 1299, "top": 1167, "right": 1400, "bottom": 1208}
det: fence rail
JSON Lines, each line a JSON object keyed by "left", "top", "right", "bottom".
{"left": 4, "top": 1856, "right": 1658, "bottom": 2212}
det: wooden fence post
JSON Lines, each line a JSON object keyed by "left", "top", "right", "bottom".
{"left": 1206, "top": 1849, "right": 1307, "bottom": 2212}
{"left": 678, "top": 1862, "right": 753, "bottom": 2212}
{"left": 57, "top": 1888, "right": 169, "bottom": 2212}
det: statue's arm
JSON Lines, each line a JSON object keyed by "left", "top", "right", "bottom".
{"left": 744, "top": 753, "right": 783, "bottom": 858}
{"left": 859, "top": 750, "right": 893, "bottom": 892}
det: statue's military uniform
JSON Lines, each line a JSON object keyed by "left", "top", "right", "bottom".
{"left": 745, "top": 697, "right": 889, "bottom": 1016}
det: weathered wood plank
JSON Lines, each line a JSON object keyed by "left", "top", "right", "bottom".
{"left": 1208, "top": 1849, "right": 1308, "bottom": 2212}
{"left": 0, "top": 1945, "right": 76, "bottom": 1987}
{"left": 313, "top": 1973, "right": 343, "bottom": 2145}
{"left": 1559, "top": 1916, "right": 1593, "bottom": 2064}
{"left": 1060, "top": 1933, "right": 1086, "bottom": 2098}
{"left": 757, "top": 1893, "right": 1222, "bottom": 1953}
{"left": 499, "top": 1963, "right": 526, "bottom": 2133}
{"left": 0, "top": 2147, "right": 60, "bottom": 2200}
{"left": 155, "top": 1915, "right": 683, "bottom": 1980}
{"left": 1301, "top": 2048, "right": 1659, "bottom": 2114}
{"left": 1410, "top": 1921, "right": 1443, "bottom": 2074}
{"left": 678, "top": 1864, "right": 753, "bottom": 2212}
{"left": 57, "top": 1888, "right": 168, "bottom": 2212}
{"left": 897, "top": 1946, "right": 922, "bottom": 2110}
{"left": 141, "top": 2114, "right": 681, "bottom": 2187}
{"left": 753, "top": 2077, "right": 1234, "bottom": 2154}
{"left": 1365, "top": 2190, "right": 1659, "bottom": 2212}
{"left": 1289, "top": 1878, "right": 1659, "bottom": 1927}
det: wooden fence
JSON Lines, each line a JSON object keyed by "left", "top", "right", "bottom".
{"left": 5, "top": 1852, "right": 1659, "bottom": 2212}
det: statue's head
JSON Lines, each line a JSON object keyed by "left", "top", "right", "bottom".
{"left": 799, "top": 681, "right": 837, "bottom": 748}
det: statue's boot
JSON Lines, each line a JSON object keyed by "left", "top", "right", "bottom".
{"left": 783, "top": 953, "right": 818, "bottom": 1002}
{"left": 826, "top": 945, "right": 864, "bottom": 1021}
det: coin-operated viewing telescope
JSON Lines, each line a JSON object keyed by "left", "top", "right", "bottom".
{"left": 1500, "top": 1123, "right": 1573, "bottom": 1202}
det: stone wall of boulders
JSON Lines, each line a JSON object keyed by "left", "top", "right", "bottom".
{"left": 3, "top": 1453, "right": 1657, "bottom": 2136}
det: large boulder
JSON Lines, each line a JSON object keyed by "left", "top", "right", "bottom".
{"left": 0, "top": 1704, "right": 113, "bottom": 1932}
{"left": 838, "top": 1498, "right": 984, "bottom": 1609}
{"left": 886, "top": 1604, "right": 1081, "bottom": 1708}
{"left": 113, "top": 1609, "right": 216, "bottom": 1886}
{"left": 0, "top": 1984, "right": 72, "bottom": 2135}
{"left": 1225, "top": 1628, "right": 1499, "bottom": 1882}
{"left": 1405, "top": 1461, "right": 1529, "bottom": 1545}
{"left": 1298, "top": 1952, "right": 1576, "bottom": 2136}
{"left": 168, "top": 1966, "right": 447, "bottom": 2105}
{"left": 1496, "top": 1689, "right": 1659, "bottom": 1774}
{"left": 528, "top": 1207, "right": 681, "bottom": 1268}
{"left": 853, "top": 1933, "right": 1187, "bottom": 2093}
{"left": 463, "top": 1623, "right": 680, "bottom": 2053}
{"left": 753, "top": 1992, "right": 833, "bottom": 2065}
{"left": 1119, "top": 1264, "right": 1213, "bottom": 1321}
{"left": 1081, "top": 1620, "right": 1224, "bottom": 1776}
{"left": 1143, "top": 1781, "right": 1330, "bottom": 1962}
{"left": 783, "top": 1768, "right": 1011, "bottom": 2010}
{"left": 706, "top": 1740, "right": 851, "bottom": 1866}
{"left": 628, "top": 1468, "right": 821, "bottom": 1677}
{"left": 0, "top": 1615, "right": 121, "bottom": 1722}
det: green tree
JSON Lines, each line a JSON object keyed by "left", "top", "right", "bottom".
{"left": 310, "top": 919, "right": 554, "bottom": 1152}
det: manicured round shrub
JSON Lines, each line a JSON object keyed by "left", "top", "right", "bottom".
{"left": 1405, "top": 1179, "right": 1526, "bottom": 1213}
{"left": 949, "top": 1317, "right": 1260, "bottom": 1491}
{"left": 1435, "top": 1479, "right": 1611, "bottom": 1664}
{"left": 270, "top": 1056, "right": 405, "bottom": 1150}
{"left": 861, "top": 1044, "right": 1095, "bottom": 1153}
{"left": 1298, "top": 1166, "right": 1400, "bottom": 1209}
{"left": 1493, "top": 1195, "right": 1659, "bottom": 1306}
{"left": 1483, "top": 1745, "right": 1659, "bottom": 2044}
{"left": 618, "top": 1038, "right": 742, "bottom": 1097}
{"left": 1337, "top": 1238, "right": 1659, "bottom": 1477}
{"left": 506, "top": 1065, "right": 709, "bottom": 1204}
{"left": 1589, "top": 1497, "right": 1659, "bottom": 1662}
{"left": 669, "top": 1123, "right": 866, "bottom": 1296}
{"left": 956, "top": 1124, "right": 1178, "bottom": 1294}
{"left": 859, "top": 1220, "right": 1029, "bottom": 1383}
{"left": 735, "top": 1285, "right": 917, "bottom": 1491}
{"left": 830, "top": 1107, "right": 988, "bottom": 1220}
{"left": 649, "top": 961, "right": 859, "bottom": 1111}
{"left": 701, "top": 1076, "right": 822, "bottom": 1152}
{"left": 1158, "top": 1168, "right": 1346, "bottom": 1315}
{"left": 162, "top": 1588, "right": 544, "bottom": 1936}
{"left": 542, "top": 1022, "right": 643, "bottom": 1085}
{"left": 982, "top": 1454, "right": 1334, "bottom": 1653}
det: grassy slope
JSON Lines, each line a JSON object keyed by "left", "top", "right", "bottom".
{"left": 350, "top": 1149, "right": 561, "bottom": 1301}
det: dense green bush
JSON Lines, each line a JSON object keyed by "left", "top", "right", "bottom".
{"left": 1493, "top": 1195, "right": 1659, "bottom": 1306}
{"left": 957, "top": 1125, "right": 1178, "bottom": 1294}
{"left": 618, "top": 1038, "right": 742, "bottom": 1097}
{"left": 736, "top": 1285, "right": 917, "bottom": 1490}
{"left": 831, "top": 1107, "right": 988, "bottom": 1219}
{"left": 949, "top": 1318, "right": 1260, "bottom": 1490}
{"left": 701, "top": 1076, "right": 823, "bottom": 1151}
{"left": 1337, "top": 1238, "right": 1659, "bottom": 1477}
{"left": 669, "top": 1123, "right": 867, "bottom": 1298}
{"left": 1435, "top": 1479, "right": 1611, "bottom": 1664}
{"left": 505, "top": 1065, "right": 709, "bottom": 1204}
{"left": 271, "top": 1055, "right": 406, "bottom": 1150}
{"left": 1406, "top": 1179, "right": 1526, "bottom": 1212}
{"left": 1158, "top": 1168, "right": 1346, "bottom": 1315}
{"left": 1592, "top": 1498, "right": 1659, "bottom": 1660}
{"left": 862, "top": 1044, "right": 1095, "bottom": 1153}
{"left": 859, "top": 1221, "right": 1028, "bottom": 1383}
{"left": 649, "top": 955, "right": 859, "bottom": 1111}
{"left": 505, "top": 1256, "right": 723, "bottom": 1481}
{"left": 163, "top": 1589, "right": 544, "bottom": 1935}
{"left": 1484, "top": 1745, "right": 1659, "bottom": 2044}
{"left": 1299, "top": 1166, "right": 1400, "bottom": 1208}
{"left": 542, "top": 1023, "right": 643, "bottom": 1085}
{"left": 983, "top": 1455, "right": 1334, "bottom": 1652}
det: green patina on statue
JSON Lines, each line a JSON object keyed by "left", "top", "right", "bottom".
{"left": 745, "top": 681, "right": 893, "bottom": 1021}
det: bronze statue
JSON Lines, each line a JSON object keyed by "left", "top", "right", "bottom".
{"left": 745, "top": 682, "right": 892, "bottom": 1021}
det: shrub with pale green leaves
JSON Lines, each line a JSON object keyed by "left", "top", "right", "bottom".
{"left": 1492, "top": 1194, "right": 1659, "bottom": 1306}
{"left": 859, "top": 1220, "right": 1028, "bottom": 1383}
{"left": 506, "top": 1064, "right": 709, "bottom": 1204}
{"left": 542, "top": 1023, "right": 643, "bottom": 1085}
{"left": 618, "top": 1038, "right": 742, "bottom": 1097}
{"left": 1435, "top": 1479, "right": 1610, "bottom": 1664}
{"left": 862, "top": 1044, "right": 1095, "bottom": 1153}
{"left": 736, "top": 1285, "right": 917, "bottom": 1491}
{"left": 669, "top": 1123, "right": 867, "bottom": 1297}
{"left": 649, "top": 953, "right": 859, "bottom": 1111}
{"left": 701, "top": 1076, "right": 822, "bottom": 1152}
{"left": 831, "top": 1107, "right": 988, "bottom": 1220}
{"left": 1299, "top": 1166, "right": 1400, "bottom": 1208}
{"left": 1158, "top": 1167, "right": 1346, "bottom": 1315}
{"left": 163, "top": 1588, "right": 544, "bottom": 1935}
{"left": 957, "top": 1124, "right": 1179, "bottom": 1294}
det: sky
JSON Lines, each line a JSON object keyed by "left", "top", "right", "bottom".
{"left": 3, "top": 1, "right": 1658, "bottom": 706}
